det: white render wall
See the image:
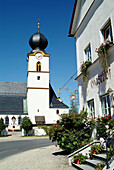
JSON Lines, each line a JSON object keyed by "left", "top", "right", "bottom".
{"left": 28, "top": 73, "right": 49, "bottom": 88}
{"left": 78, "top": 46, "right": 114, "bottom": 117}
{"left": 27, "top": 89, "right": 49, "bottom": 123}
{"left": 28, "top": 56, "right": 49, "bottom": 72}
{"left": 75, "top": 0, "right": 114, "bottom": 76}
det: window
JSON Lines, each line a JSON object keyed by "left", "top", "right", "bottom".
{"left": 102, "top": 20, "right": 113, "bottom": 42}
{"left": 5, "top": 116, "right": 9, "bottom": 125}
{"left": 101, "top": 94, "right": 111, "bottom": 116}
{"left": 36, "top": 61, "right": 41, "bottom": 72}
{"left": 56, "top": 109, "right": 59, "bottom": 114}
{"left": 88, "top": 100, "right": 95, "bottom": 118}
{"left": 37, "top": 76, "right": 40, "bottom": 80}
{"left": 23, "top": 98, "right": 28, "bottom": 114}
{"left": 18, "top": 116, "right": 21, "bottom": 125}
{"left": 85, "top": 44, "right": 92, "bottom": 61}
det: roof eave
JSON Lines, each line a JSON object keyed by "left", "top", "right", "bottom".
{"left": 68, "top": 0, "right": 82, "bottom": 37}
{"left": 69, "top": 0, "right": 77, "bottom": 36}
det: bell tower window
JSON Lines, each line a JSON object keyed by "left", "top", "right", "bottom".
{"left": 36, "top": 61, "right": 41, "bottom": 72}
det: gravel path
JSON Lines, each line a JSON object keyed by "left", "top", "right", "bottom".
{"left": 0, "top": 133, "right": 75, "bottom": 170}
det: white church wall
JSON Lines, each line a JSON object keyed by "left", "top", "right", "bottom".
{"left": 27, "top": 89, "right": 49, "bottom": 124}
{"left": 28, "top": 55, "right": 49, "bottom": 72}
{"left": 41, "top": 57, "right": 49, "bottom": 71}
{"left": 45, "top": 108, "right": 69, "bottom": 124}
{"left": 28, "top": 73, "right": 49, "bottom": 88}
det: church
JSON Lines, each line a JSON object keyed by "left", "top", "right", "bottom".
{"left": 0, "top": 24, "right": 69, "bottom": 130}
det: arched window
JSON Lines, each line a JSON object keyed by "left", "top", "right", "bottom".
{"left": 56, "top": 109, "right": 59, "bottom": 114}
{"left": 36, "top": 61, "right": 41, "bottom": 72}
{"left": 5, "top": 116, "right": 9, "bottom": 125}
{"left": 18, "top": 116, "right": 21, "bottom": 125}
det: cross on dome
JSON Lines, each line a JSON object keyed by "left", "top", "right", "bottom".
{"left": 38, "top": 18, "right": 40, "bottom": 32}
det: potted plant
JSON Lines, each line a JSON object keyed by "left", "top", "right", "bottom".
{"left": 96, "top": 40, "right": 113, "bottom": 81}
{"left": 81, "top": 61, "right": 92, "bottom": 87}
{"left": 90, "top": 144, "right": 102, "bottom": 154}
{"left": 73, "top": 153, "right": 88, "bottom": 164}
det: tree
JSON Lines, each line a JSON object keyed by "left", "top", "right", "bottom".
{"left": 69, "top": 99, "right": 78, "bottom": 115}
{"left": 21, "top": 117, "right": 32, "bottom": 136}
{"left": 0, "top": 118, "right": 5, "bottom": 137}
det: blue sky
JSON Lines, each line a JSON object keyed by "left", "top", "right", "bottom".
{"left": 0, "top": 0, "right": 78, "bottom": 107}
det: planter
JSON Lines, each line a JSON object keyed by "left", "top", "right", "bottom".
{"left": 76, "top": 160, "right": 80, "bottom": 164}
{"left": 93, "top": 150, "right": 96, "bottom": 154}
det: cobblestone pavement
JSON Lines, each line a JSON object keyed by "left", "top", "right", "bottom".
{"left": 0, "top": 133, "right": 75, "bottom": 170}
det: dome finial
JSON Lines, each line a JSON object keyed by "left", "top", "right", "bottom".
{"left": 38, "top": 18, "right": 40, "bottom": 32}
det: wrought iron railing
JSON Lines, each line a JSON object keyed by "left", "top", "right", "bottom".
{"left": 105, "top": 131, "right": 114, "bottom": 169}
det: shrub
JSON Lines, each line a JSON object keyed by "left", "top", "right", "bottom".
{"left": 97, "top": 123, "right": 107, "bottom": 140}
{"left": 0, "top": 118, "right": 5, "bottom": 136}
{"left": 49, "top": 111, "right": 91, "bottom": 153}
{"left": 21, "top": 117, "right": 32, "bottom": 136}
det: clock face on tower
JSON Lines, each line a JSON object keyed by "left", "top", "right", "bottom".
{"left": 35, "top": 53, "right": 42, "bottom": 60}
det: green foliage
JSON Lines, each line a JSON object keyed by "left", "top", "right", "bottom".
{"left": 69, "top": 99, "right": 78, "bottom": 115}
{"left": 0, "top": 118, "right": 5, "bottom": 136}
{"left": 108, "top": 145, "right": 114, "bottom": 160}
{"left": 21, "top": 117, "right": 33, "bottom": 136}
{"left": 81, "top": 60, "right": 92, "bottom": 87}
{"left": 108, "top": 118, "right": 114, "bottom": 129}
{"left": 96, "top": 163, "right": 105, "bottom": 170}
{"left": 97, "top": 123, "right": 107, "bottom": 140}
{"left": 90, "top": 144, "right": 102, "bottom": 154}
{"left": 73, "top": 153, "right": 88, "bottom": 164}
{"left": 49, "top": 110, "right": 91, "bottom": 153}
{"left": 96, "top": 40, "right": 113, "bottom": 80}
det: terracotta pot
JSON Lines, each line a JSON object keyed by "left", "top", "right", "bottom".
{"left": 76, "top": 160, "right": 80, "bottom": 164}
{"left": 93, "top": 150, "right": 96, "bottom": 154}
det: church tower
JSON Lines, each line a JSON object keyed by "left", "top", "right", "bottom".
{"left": 27, "top": 23, "right": 50, "bottom": 124}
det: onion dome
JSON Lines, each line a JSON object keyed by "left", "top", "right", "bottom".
{"left": 29, "top": 23, "right": 48, "bottom": 52}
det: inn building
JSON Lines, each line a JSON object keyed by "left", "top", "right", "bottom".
{"left": 69, "top": 0, "right": 114, "bottom": 118}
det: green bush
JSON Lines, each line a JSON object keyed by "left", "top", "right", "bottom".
{"left": 49, "top": 111, "right": 91, "bottom": 153}
{"left": 0, "top": 118, "right": 5, "bottom": 136}
{"left": 21, "top": 117, "right": 33, "bottom": 136}
{"left": 97, "top": 123, "right": 107, "bottom": 140}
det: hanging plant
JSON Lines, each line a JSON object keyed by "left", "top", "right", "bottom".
{"left": 96, "top": 40, "right": 113, "bottom": 81}
{"left": 81, "top": 61, "right": 92, "bottom": 87}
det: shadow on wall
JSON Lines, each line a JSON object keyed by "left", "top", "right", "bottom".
{"left": 77, "top": 0, "right": 104, "bottom": 37}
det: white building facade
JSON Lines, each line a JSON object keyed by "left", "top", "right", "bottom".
{"left": 69, "top": 0, "right": 114, "bottom": 118}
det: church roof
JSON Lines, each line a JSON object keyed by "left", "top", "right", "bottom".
{"left": 0, "top": 95, "right": 27, "bottom": 115}
{"left": 0, "top": 82, "right": 27, "bottom": 115}
{"left": 0, "top": 82, "right": 27, "bottom": 95}
{"left": 29, "top": 23, "right": 48, "bottom": 53}
{"left": 0, "top": 82, "right": 68, "bottom": 115}
{"left": 49, "top": 84, "right": 69, "bottom": 108}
